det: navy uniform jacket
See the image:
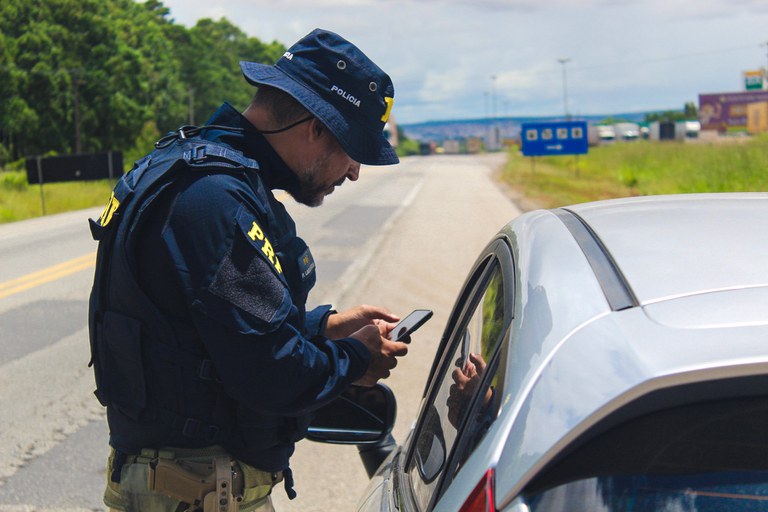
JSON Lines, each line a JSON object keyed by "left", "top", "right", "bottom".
{"left": 93, "top": 103, "right": 371, "bottom": 473}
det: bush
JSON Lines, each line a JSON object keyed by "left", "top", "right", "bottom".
{"left": 0, "top": 171, "right": 29, "bottom": 191}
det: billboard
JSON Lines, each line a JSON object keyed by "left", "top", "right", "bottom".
{"left": 744, "top": 70, "right": 766, "bottom": 91}
{"left": 699, "top": 91, "right": 768, "bottom": 132}
{"left": 25, "top": 152, "right": 123, "bottom": 184}
{"left": 520, "top": 121, "right": 589, "bottom": 157}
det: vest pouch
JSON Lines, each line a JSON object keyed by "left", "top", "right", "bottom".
{"left": 100, "top": 311, "right": 147, "bottom": 421}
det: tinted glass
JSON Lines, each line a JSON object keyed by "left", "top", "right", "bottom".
{"left": 528, "top": 471, "right": 768, "bottom": 511}
{"left": 408, "top": 262, "right": 507, "bottom": 509}
{"left": 525, "top": 394, "right": 768, "bottom": 512}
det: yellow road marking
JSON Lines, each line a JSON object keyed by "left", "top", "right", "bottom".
{"left": 0, "top": 194, "right": 291, "bottom": 301}
{"left": 0, "top": 252, "right": 96, "bottom": 300}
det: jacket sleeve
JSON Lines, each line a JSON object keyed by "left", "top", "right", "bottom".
{"left": 305, "top": 305, "right": 336, "bottom": 337}
{"left": 159, "top": 173, "right": 371, "bottom": 416}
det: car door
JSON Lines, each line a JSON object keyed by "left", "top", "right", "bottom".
{"left": 396, "top": 237, "right": 515, "bottom": 511}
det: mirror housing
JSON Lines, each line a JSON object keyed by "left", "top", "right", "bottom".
{"left": 307, "top": 383, "right": 396, "bottom": 444}
{"left": 307, "top": 383, "right": 398, "bottom": 478}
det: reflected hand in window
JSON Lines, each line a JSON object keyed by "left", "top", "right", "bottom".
{"left": 447, "top": 353, "right": 491, "bottom": 428}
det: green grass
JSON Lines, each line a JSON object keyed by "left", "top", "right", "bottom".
{"left": 500, "top": 135, "right": 768, "bottom": 209}
{"left": 0, "top": 171, "right": 114, "bottom": 223}
{"left": 3, "top": 136, "right": 768, "bottom": 222}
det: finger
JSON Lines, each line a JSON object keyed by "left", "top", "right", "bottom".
{"left": 452, "top": 368, "right": 469, "bottom": 385}
{"left": 470, "top": 352, "right": 487, "bottom": 371}
{"left": 378, "top": 356, "right": 397, "bottom": 371}
{"left": 383, "top": 339, "right": 409, "bottom": 356}
{"left": 355, "top": 324, "right": 380, "bottom": 339}
{"left": 364, "top": 305, "right": 400, "bottom": 323}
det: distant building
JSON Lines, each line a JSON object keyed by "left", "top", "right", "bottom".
{"left": 747, "top": 102, "right": 768, "bottom": 134}
{"left": 442, "top": 139, "right": 461, "bottom": 154}
{"left": 383, "top": 117, "right": 398, "bottom": 148}
{"left": 486, "top": 124, "right": 501, "bottom": 151}
{"left": 466, "top": 137, "right": 483, "bottom": 154}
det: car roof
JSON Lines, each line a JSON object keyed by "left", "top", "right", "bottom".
{"left": 566, "top": 193, "right": 768, "bottom": 305}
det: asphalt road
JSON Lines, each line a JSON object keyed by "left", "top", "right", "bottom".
{"left": 0, "top": 152, "right": 519, "bottom": 511}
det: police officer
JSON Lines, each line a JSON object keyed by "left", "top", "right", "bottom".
{"left": 88, "top": 28, "right": 408, "bottom": 512}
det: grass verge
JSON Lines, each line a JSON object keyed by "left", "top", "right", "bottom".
{"left": 499, "top": 136, "right": 768, "bottom": 210}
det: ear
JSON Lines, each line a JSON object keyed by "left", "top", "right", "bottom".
{"left": 307, "top": 118, "right": 326, "bottom": 143}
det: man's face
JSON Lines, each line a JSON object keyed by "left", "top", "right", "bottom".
{"left": 289, "top": 137, "right": 361, "bottom": 207}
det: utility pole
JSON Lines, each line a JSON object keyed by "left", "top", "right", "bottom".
{"left": 490, "top": 75, "right": 499, "bottom": 151}
{"left": 557, "top": 58, "right": 571, "bottom": 119}
{"left": 69, "top": 69, "right": 82, "bottom": 154}
{"left": 764, "top": 41, "right": 768, "bottom": 89}
{"left": 491, "top": 74, "right": 497, "bottom": 121}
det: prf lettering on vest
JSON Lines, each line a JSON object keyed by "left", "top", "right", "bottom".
{"left": 99, "top": 192, "right": 120, "bottom": 227}
{"left": 247, "top": 221, "right": 283, "bottom": 274}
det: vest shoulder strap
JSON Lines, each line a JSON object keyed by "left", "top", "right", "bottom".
{"left": 89, "top": 138, "right": 260, "bottom": 241}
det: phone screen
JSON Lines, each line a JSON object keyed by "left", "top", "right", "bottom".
{"left": 389, "top": 309, "right": 433, "bottom": 342}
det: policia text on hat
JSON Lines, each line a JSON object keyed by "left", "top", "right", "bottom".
{"left": 88, "top": 28, "right": 408, "bottom": 512}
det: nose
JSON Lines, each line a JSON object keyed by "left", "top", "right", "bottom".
{"left": 347, "top": 162, "right": 361, "bottom": 181}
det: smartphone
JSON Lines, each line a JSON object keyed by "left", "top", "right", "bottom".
{"left": 389, "top": 309, "right": 433, "bottom": 342}
{"left": 457, "top": 329, "right": 471, "bottom": 369}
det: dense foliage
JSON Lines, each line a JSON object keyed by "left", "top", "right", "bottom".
{"left": 0, "top": 0, "right": 285, "bottom": 167}
{"left": 644, "top": 102, "right": 699, "bottom": 123}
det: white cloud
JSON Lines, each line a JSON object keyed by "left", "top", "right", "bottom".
{"left": 159, "top": 0, "right": 768, "bottom": 122}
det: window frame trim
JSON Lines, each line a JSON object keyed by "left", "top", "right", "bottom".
{"left": 403, "top": 237, "right": 516, "bottom": 510}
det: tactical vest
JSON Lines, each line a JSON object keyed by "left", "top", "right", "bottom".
{"left": 88, "top": 134, "right": 316, "bottom": 460}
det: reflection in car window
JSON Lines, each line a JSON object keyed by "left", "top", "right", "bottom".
{"left": 409, "top": 261, "right": 508, "bottom": 509}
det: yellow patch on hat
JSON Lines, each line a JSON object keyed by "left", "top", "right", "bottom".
{"left": 381, "top": 97, "right": 394, "bottom": 123}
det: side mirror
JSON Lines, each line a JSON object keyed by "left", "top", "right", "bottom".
{"left": 307, "top": 383, "right": 396, "bottom": 444}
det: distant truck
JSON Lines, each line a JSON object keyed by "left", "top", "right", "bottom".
{"left": 596, "top": 125, "right": 616, "bottom": 143}
{"left": 614, "top": 123, "right": 640, "bottom": 140}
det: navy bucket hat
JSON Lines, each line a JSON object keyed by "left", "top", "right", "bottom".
{"left": 240, "top": 28, "right": 398, "bottom": 166}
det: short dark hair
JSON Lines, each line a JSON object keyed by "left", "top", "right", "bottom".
{"left": 251, "top": 85, "right": 311, "bottom": 127}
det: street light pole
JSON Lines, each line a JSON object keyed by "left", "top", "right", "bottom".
{"left": 557, "top": 58, "right": 571, "bottom": 119}
{"left": 491, "top": 74, "right": 497, "bottom": 121}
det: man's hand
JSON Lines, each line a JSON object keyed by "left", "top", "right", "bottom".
{"left": 325, "top": 304, "right": 400, "bottom": 340}
{"left": 349, "top": 324, "right": 409, "bottom": 387}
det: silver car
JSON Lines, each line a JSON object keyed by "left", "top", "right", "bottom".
{"left": 309, "top": 192, "right": 768, "bottom": 511}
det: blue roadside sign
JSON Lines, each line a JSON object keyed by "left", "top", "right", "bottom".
{"left": 521, "top": 121, "right": 589, "bottom": 157}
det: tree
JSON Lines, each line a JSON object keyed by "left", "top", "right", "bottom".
{"left": 644, "top": 102, "right": 698, "bottom": 124}
{"left": 0, "top": 0, "right": 284, "bottom": 166}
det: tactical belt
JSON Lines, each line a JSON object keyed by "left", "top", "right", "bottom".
{"left": 110, "top": 447, "right": 282, "bottom": 512}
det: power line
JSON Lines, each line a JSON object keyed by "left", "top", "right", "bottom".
{"left": 566, "top": 42, "right": 764, "bottom": 74}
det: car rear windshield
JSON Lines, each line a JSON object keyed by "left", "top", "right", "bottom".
{"left": 528, "top": 471, "right": 768, "bottom": 511}
{"left": 524, "top": 392, "right": 768, "bottom": 511}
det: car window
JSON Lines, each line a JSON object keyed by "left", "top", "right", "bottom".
{"left": 407, "top": 254, "right": 511, "bottom": 509}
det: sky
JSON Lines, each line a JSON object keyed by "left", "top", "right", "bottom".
{"left": 159, "top": 0, "right": 768, "bottom": 125}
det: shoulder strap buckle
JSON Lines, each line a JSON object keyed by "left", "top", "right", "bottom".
{"left": 188, "top": 145, "right": 207, "bottom": 163}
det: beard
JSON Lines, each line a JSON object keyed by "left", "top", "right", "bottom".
{"left": 287, "top": 150, "right": 341, "bottom": 207}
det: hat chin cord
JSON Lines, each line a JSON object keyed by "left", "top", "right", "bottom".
{"left": 258, "top": 115, "right": 314, "bottom": 135}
